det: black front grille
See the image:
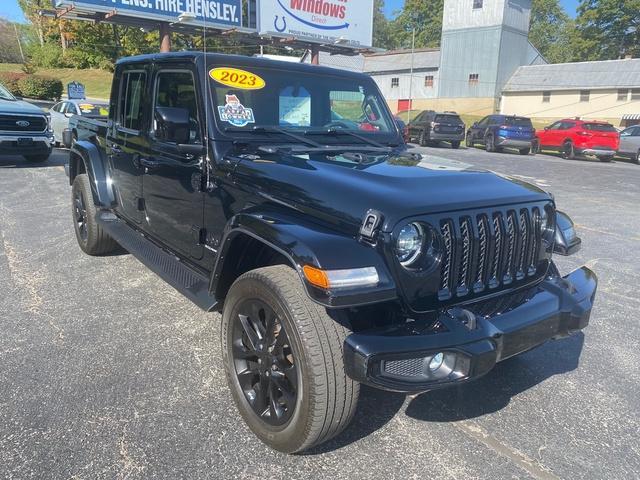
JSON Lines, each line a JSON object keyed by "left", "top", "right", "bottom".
{"left": 438, "top": 205, "right": 547, "bottom": 301}
{"left": 0, "top": 114, "right": 47, "bottom": 132}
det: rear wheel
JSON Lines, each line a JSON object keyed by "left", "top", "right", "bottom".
{"left": 485, "top": 135, "right": 496, "bottom": 153}
{"left": 465, "top": 132, "right": 474, "bottom": 148}
{"left": 450, "top": 140, "right": 461, "bottom": 149}
{"left": 634, "top": 149, "right": 640, "bottom": 164}
{"left": 71, "top": 174, "right": 118, "bottom": 255}
{"left": 531, "top": 140, "right": 539, "bottom": 155}
{"left": 562, "top": 141, "right": 575, "bottom": 159}
{"left": 222, "top": 265, "right": 359, "bottom": 453}
{"left": 419, "top": 130, "right": 428, "bottom": 147}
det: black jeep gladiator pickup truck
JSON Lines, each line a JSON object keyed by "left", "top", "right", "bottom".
{"left": 67, "top": 52, "right": 597, "bottom": 453}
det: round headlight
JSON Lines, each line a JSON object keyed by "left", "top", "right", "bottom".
{"left": 396, "top": 222, "right": 424, "bottom": 267}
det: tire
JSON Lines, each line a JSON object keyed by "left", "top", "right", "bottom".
{"left": 419, "top": 130, "right": 428, "bottom": 147}
{"left": 71, "top": 174, "right": 118, "bottom": 255}
{"left": 634, "top": 149, "right": 640, "bottom": 165}
{"left": 465, "top": 132, "right": 473, "bottom": 148}
{"left": 519, "top": 147, "right": 530, "bottom": 155}
{"left": 24, "top": 152, "right": 51, "bottom": 163}
{"left": 451, "top": 140, "right": 461, "bottom": 149}
{"left": 221, "top": 265, "right": 359, "bottom": 453}
{"left": 485, "top": 135, "right": 496, "bottom": 153}
{"left": 598, "top": 156, "right": 613, "bottom": 163}
{"left": 562, "top": 141, "right": 575, "bottom": 159}
{"left": 531, "top": 140, "right": 539, "bottom": 155}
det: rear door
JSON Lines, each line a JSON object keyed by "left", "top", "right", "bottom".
{"left": 409, "top": 111, "right": 425, "bottom": 139}
{"left": 142, "top": 67, "right": 205, "bottom": 260}
{"left": 107, "top": 67, "right": 149, "bottom": 224}
{"left": 472, "top": 116, "right": 490, "bottom": 142}
{"left": 49, "top": 102, "right": 66, "bottom": 143}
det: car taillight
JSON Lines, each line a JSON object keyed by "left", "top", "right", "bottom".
{"left": 431, "top": 122, "right": 439, "bottom": 128}
{"left": 576, "top": 130, "right": 592, "bottom": 137}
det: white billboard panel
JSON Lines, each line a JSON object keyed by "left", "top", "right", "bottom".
{"left": 258, "top": 0, "right": 374, "bottom": 48}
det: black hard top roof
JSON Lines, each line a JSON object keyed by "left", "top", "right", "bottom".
{"left": 116, "top": 51, "right": 368, "bottom": 80}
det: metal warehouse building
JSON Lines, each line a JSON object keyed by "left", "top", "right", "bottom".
{"left": 315, "top": 0, "right": 639, "bottom": 126}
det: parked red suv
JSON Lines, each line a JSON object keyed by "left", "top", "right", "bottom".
{"left": 535, "top": 119, "right": 619, "bottom": 162}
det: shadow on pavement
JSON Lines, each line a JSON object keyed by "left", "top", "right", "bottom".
{"left": 405, "top": 332, "right": 584, "bottom": 422}
{"left": 0, "top": 150, "right": 68, "bottom": 169}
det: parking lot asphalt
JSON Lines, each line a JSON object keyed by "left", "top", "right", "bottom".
{"left": 1, "top": 146, "right": 639, "bottom": 479}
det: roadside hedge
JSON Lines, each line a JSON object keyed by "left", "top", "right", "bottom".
{"left": 0, "top": 72, "right": 27, "bottom": 97}
{"left": 16, "top": 76, "right": 63, "bottom": 101}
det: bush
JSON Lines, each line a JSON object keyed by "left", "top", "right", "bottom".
{"left": 64, "top": 48, "right": 112, "bottom": 70}
{"left": 0, "top": 72, "right": 27, "bottom": 96}
{"left": 17, "top": 75, "right": 63, "bottom": 100}
{"left": 26, "top": 42, "right": 66, "bottom": 68}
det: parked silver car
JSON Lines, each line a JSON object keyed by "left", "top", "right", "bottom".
{"left": 49, "top": 100, "right": 108, "bottom": 146}
{"left": 618, "top": 125, "right": 640, "bottom": 164}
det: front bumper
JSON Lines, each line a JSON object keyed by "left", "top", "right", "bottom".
{"left": 344, "top": 266, "right": 597, "bottom": 393}
{"left": 0, "top": 134, "right": 54, "bottom": 156}
{"left": 496, "top": 137, "right": 533, "bottom": 148}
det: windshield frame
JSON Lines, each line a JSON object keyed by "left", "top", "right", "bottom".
{"left": 0, "top": 83, "right": 16, "bottom": 101}
{"left": 204, "top": 60, "right": 403, "bottom": 146}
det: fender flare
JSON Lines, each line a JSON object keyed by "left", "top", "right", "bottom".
{"left": 69, "top": 140, "right": 115, "bottom": 208}
{"left": 211, "top": 211, "right": 398, "bottom": 309}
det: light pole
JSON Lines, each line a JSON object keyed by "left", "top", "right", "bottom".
{"left": 406, "top": 27, "right": 415, "bottom": 124}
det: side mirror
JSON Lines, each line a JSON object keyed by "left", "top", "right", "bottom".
{"left": 65, "top": 112, "right": 74, "bottom": 118}
{"left": 155, "top": 106, "right": 191, "bottom": 145}
{"left": 472, "top": 122, "right": 478, "bottom": 127}
{"left": 553, "top": 211, "right": 581, "bottom": 256}
{"left": 544, "top": 126, "right": 550, "bottom": 131}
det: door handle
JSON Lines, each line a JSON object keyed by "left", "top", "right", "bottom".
{"left": 111, "top": 144, "right": 123, "bottom": 154}
{"left": 139, "top": 158, "right": 160, "bottom": 169}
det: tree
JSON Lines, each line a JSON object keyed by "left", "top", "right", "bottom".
{"left": 573, "top": 0, "right": 640, "bottom": 60}
{"left": 372, "top": 0, "right": 397, "bottom": 49}
{"left": 390, "top": 0, "right": 444, "bottom": 49}
{"left": 528, "top": 0, "right": 573, "bottom": 63}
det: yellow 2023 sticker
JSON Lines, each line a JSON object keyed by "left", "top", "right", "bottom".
{"left": 209, "top": 67, "right": 265, "bottom": 90}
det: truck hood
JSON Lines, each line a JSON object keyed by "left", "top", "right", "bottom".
{"left": 0, "top": 98, "right": 46, "bottom": 115}
{"left": 233, "top": 152, "right": 551, "bottom": 233}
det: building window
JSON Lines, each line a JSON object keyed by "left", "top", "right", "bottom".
{"left": 617, "top": 89, "right": 629, "bottom": 101}
{"left": 469, "top": 73, "right": 479, "bottom": 85}
{"left": 391, "top": 77, "right": 399, "bottom": 88}
{"left": 632, "top": 89, "right": 640, "bottom": 100}
{"left": 542, "top": 91, "right": 551, "bottom": 103}
{"left": 580, "top": 90, "right": 590, "bottom": 102}
{"left": 473, "top": 0, "right": 483, "bottom": 8}
{"left": 424, "top": 75, "right": 434, "bottom": 87}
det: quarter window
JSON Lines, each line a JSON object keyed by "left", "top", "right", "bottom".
{"left": 119, "top": 71, "right": 146, "bottom": 131}
{"left": 391, "top": 77, "right": 399, "bottom": 88}
{"left": 579, "top": 90, "right": 590, "bottom": 102}
{"left": 542, "top": 91, "right": 551, "bottom": 103}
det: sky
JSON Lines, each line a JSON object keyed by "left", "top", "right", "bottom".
{"left": 1, "top": 0, "right": 581, "bottom": 23}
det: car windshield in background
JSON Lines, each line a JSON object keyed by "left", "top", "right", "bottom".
{"left": 208, "top": 66, "right": 395, "bottom": 140}
{"left": 0, "top": 84, "right": 15, "bottom": 101}
{"left": 584, "top": 123, "right": 616, "bottom": 132}
{"left": 77, "top": 103, "right": 109, "bottom": 117}
{"left": 504, "top": 117, "right": 532, "bottom": 127}
{"left": 435, "top": 114, "right": 462, "bottom": 123}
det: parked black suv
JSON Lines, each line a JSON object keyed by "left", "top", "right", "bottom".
{"left": 67, "top": 52, "right": 597, "bottom": 454}
{"left": 408, "top": 110, "right": 465, "bottom": 148}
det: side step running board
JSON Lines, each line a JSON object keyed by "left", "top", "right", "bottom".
{"left": 97, "top": 212, "right": 218, "bottom": 312}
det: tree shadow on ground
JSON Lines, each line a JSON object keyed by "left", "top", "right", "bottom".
{"left": 0, "top": 150, "right": 68, "bottom": 169}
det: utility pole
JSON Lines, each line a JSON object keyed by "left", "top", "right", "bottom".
{"left": 311, "top": 44, "right": 320, "bottom": 65}
{"left": 159, "top": 22, "right": 171, "bottom": 52}
{"left": 13, "top": 23, "right": 25, "bottom": 63}
{"left": 406, "top": 27, "right": 415, "bottom": 123}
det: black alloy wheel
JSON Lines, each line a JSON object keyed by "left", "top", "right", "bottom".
{"left": 465, "top": 132, "right": 474, "bottom": 148}
{"left": 419, "top": 130, "right": 428, "bottom": 146}
{"left": 486, "top": 135, "right": 495, "bottom": 152}
{"left": 562, "top": 141, "right": 575, "bottom": 159}
{"left": 73, "top": 188, "right": 89, "bottom": 243}
{"left": 231, "top": 298, "right": 298, "bottom": 426}
{"left": 634, "top": 149, "right": 640, "bottom": 164}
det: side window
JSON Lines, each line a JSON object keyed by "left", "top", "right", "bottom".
{"left": 153, "top": 70, "right": 201, "bottom": 144}
{"left": 53, "top": 102, "right": 64, "bottom": 113}
{"left": 119, "top": 71, "right": 146, "bottom": 131}
{"left": 476, "top": 116, "right": 488, "bottom": 127}
{"left": 547, "top": 121, "right": 562, "bottom": 130}
{"left": 562, "top": 122, "right": 576, "bottom": 130}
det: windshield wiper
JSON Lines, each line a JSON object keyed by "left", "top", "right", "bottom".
{"left": 224, "top": 125, "right": 322, "bottom": 148}
{"left": 304, "top": 128, "right": 386, "bottom": 148}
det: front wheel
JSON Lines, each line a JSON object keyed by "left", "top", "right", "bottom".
{"left": 450, "top": 140, "right": 461, "bottom": 149}
{"left": 465, "top": 133, "right": 474, "bottom": 148}
{"left": 419, "top": 130, "right": 428, "bottom": 147}
{"left": 634, "top": 149, "right": 640, "bottom": 164}
{"left": 485, "top": 135, "right": 496, "bottom": 152}
{"left": 222, "top": 265, "right": 359, "bottom": 453}
{"left": 562, "top": 142, "right": 575, "bottom": 159}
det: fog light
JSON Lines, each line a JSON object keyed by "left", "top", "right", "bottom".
{"left": 429, "top": 352, "right": 444, "bottom": 372}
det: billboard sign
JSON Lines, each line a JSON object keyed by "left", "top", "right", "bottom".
{"left": 54, "top": 0, "right": 242, "bottom": 28}
{"left": 258, "top": 0, "right": 374, "bottom": 48}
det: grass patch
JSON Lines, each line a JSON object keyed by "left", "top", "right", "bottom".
{"left": 0, "top": 63, "right": 112, "bottom": 100}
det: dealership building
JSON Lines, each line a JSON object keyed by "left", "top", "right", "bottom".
{"left": 315, "top": 0, "right": 640, "bottom": 127}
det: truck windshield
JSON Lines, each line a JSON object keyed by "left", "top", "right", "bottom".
{"left": 208, "top": 65, "right": 397, "bottom": 142}
{"left": 0, "top": 84, "right": 16, "bottom": 101}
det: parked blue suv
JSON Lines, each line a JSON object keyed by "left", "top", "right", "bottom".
{"left": 466, "top": 114, "right": 535, "bottom": 155}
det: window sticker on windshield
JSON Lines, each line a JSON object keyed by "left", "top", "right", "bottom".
{"left": 218, "top": 94, "right": 255, "bottom": 127}
{"left": 78, "top": 103, "right": 94, "bottom": 113}
{"left": 209, "top": 67, "right": 265, "bottom": 90}
{"left": 279, "top": 86, "right": 311, "bottom": 127}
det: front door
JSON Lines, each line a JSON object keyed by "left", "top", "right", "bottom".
{"left": 108, "top": 68, "right": 148, "bottom": 224}
{"left": 142, "top": 68, "right": 205, "bottom": 260}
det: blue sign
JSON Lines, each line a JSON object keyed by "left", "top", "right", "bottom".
{"left": 54, "top": 0, "right": 242, "bottom": 27}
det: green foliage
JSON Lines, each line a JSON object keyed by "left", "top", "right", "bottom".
{"left": 573, "top": 0, "right": 640, "bottom": 60}
{"left": 17, "top": 75, "right": 63, "bottom": 100}
{"left": 0, "top": 72, "right": 27, "bottom": 96}
{"left": 529, "top": 0, "right": 574, "bottom": 63}
{"left": 391, "top": 0, "right": 444, "bottom": 49}
{"left": 373, "top": 0, "right": 397, "bottom": 49}
{"left": 25, "top": 42, "right": 65, "bottom": 68}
